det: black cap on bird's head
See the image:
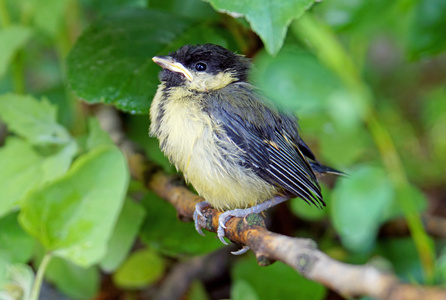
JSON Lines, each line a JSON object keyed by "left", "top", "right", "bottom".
{"left": 152, "top": 44, "right": 251, "bottom": 91}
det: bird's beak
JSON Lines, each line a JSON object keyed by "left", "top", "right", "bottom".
{"left": 152, "top": 56, "right": 193, "bottom": 82}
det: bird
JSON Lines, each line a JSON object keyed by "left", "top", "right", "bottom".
{"left": 150, "top": 44, "right": 341, "bottom": 254}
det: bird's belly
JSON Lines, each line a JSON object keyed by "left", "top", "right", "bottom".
{"left": 157, "top": 102, "right": 276, "bottom": 211}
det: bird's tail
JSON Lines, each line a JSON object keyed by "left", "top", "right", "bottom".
{"left": 310, "top": 162, "right": 346, "bottom": 176}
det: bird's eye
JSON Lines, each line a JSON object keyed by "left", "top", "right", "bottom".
{"left": 195, "top": 62, "right": 207, "bottom": 72}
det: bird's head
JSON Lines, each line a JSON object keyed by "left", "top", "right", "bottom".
{"left": 152, "top": 44, "right": 250, "bottom": 92}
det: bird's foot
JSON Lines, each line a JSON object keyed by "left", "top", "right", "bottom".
{"left": 193, "top": 201, "right": 211, "bottom": 236}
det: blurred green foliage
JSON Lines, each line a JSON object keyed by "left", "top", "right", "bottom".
{"left": 0, "top": 0, "right": 445, "bottom": 298}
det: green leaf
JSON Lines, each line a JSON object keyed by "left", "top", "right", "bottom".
{"left": 100, "top": 199, "right": 146, "bottom": 272}
{"left": 0, "top": 94, "right": 70, "bottom": 146}
{"left": 140, "top": 192, "right": 224, "bottom": 255}
{"left": 113, "top": 248, "right": 165, "bottom": 289}
{"left": 252, "top": 47, "right": 344, "bottom": 115}
{"left": 32, "top": 0, "right": 70, "bottom": 36}
{"left": 437, "top": 246, "right": 446, "bottom": 286}
{"left": 67, "top": 8, "right": 229, "bottom": 114}
{"left": 44, "top": 256, "right": 99, "bottom": 299}
{"left": 0, "top": 212, "right": 35, "bottom": 264}
{"left": 0, "top": 26, "right": 32, "bottom": 78}
{"left": 331, "top": 166, "right": 394, "bottom": 253}
{"left": 149, "top": 0, "right": 218, "bottom": 21}
{"left": 86, "top": 117, "right": 114, "bottom": 150}
{"left": 290, "top": 184, "right": 329, "bottom": 221}
{"left": 232, "top": 254, "right": 326, "bottom": 300}
{"left": 206, "top": 0, "right": 314, "bottom": 55}
{"left": 408, "top": 0, "right": 446, "bottom": 59}
{"left": 19, "top": 145, "right": 129, "bottom": 267}
{"left": 231, "top": 279, "right": 260, "bottom": 300}
{"left": 0, "top": 137, "right": 75, "bottom": 217}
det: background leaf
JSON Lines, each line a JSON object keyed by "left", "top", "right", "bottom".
{"left": 206, "top": 0, "right": 314, "bottom": 55}
{"left": 0, "top": 26, "right": 32, "bottom": 79}
{"left": 67, "top": 8, "right": 230, "bottom": 114}
{"left": 19, "top": 145, "right": 129, "bottom": 267}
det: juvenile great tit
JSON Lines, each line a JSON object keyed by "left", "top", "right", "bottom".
{"left": 150, "top": 44, "right": 340, "bottom": 253}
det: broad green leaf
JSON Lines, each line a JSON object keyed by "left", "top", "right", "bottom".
{"left": 0, "top": 212, "right": 34, "bottom": 264}
{"left": 231, "top": 279, "right": 260, "bottom": 300}
{"left": 79, "top": 0, "right": 146, "bottom": 15}
{"left": 408, "top": 0, "right": 446, "bottom": 59}
{"left": 0, "top": 94, "right": 70, "bottom": 146}
{"left": 149, "top": 0, "right": 218, "bottom": 21}
{"left": 19, "top": 145, "right": 129, "bottom": 267}
{"left": 32, "top": 0, "right": 70, "bottom": 36}
{"left": 113, "top": 248, "right": 165, "bottom": 289}
{"left": 232, "top": 254, "right": 326, "bottom": 300}
{"left": 45, "top": 256, "right": 99, "bottom": 299}
{"left": 252, "top": 47, "right": 344, "bottom": 115}
{"left": 0, "top": 138, "right": 43, "bottom": 216}
{"left": 86, "top": 117, "right": 114, "bottom": 150}
{"left": 188, "top": 280, "right": 210, "bottom": 300}
{"left": 0, "top": 26, "right": 32, "bottom": 78}
{"left": 0, "top": 136, "right": 75, "bottom": 217}
{"left": 140, "top": 192, "right": 224, "bottom": 255}
{"left": 331, "top": 166, "right": 394, "bottom": 253}
{"left": 100, "top": 199, "right": 146, "bottom": 272}
{"left": 206, "top": 0, "right": 314, "bottom": 55}
{"left": 67, "top": 8, "right": 229, "bottom": 114}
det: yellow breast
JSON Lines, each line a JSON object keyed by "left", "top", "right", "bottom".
{"left": 150, "top": 84, "right": 277, "bottom": 210}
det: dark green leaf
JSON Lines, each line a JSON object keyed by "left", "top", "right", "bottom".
{"left": 45, "top": 257, "right": 99, "bottom": 299}
{"left": 408, "top": 0, "right": 446, "bottom": 59}
{"left": 140, "top": 192, "right": 224, "bottom": 255}
{"left": 149, "top": 0, "right": 218, "bottom": 21}
{"left": 100, "top": 199, "right": 146, "bottom": 272}
{"left": 19, "top": 145, "right": 129, "bottom": 267}
{"left": 232, "top": 254, "right": 326, "bottom": 300}
{"left": 67, "top": 8, "right": 229, "bottom": 114}
{"left": 331, "top": 165, "right": 394, "bottom": 253}
{"left": 206, "top": 0, "right": 314, "bottom": 55}
{"left": 113, "top": 248, "right": 165, "bottom": 289}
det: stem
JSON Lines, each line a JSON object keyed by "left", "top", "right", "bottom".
{"left": 30, "top": 253, "right": 53, "bottom": 300}
{"left": 291, "top": 14, "right": 435, "bottom": 281}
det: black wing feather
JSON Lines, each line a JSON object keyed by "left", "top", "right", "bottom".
{"left": 206, "top": 83, "right": 324, "bottom": 208}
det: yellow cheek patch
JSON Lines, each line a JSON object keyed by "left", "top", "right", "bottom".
{"left": 188, "top": 71, "right": 237, "bottom": 92}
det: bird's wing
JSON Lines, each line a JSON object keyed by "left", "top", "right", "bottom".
{"left": 207, "top": 84, "right": 324, "bottom": 208}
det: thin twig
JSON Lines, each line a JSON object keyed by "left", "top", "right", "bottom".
{"left": 95, "top": 105, "right": 446, "bottom": 300}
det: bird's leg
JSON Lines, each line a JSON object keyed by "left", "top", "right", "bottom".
{"left": 193, "top": 201, "right": 212, "bottom": 236}
{"left": 217, "top": 195, "right": 291, "bottom": 245}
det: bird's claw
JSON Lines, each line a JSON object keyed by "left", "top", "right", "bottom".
{"left": 231, "top": 245, "right": 250, "bottom": 255}
{"left": 193, "top": 201, "right": 211, "bottom": 236}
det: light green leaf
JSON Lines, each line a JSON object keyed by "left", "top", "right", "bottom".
{"left": 67, "top": 8, "right": 229, "bottom": 114}
{"left": 331, "top": 166, "right": 394, "bottom": 253}
{"left": 232, "top": 279, "right": 260, "bottom": 300}
{"left": 100, "top": 199, "right": 146, "bottom": 272}
{"left": 0, "top": 212, "right": 35, "bottom": 264}
{"left": 86, "top": 117, "right": 114, "bottom": 150}
{"left": 290, "top": 184, "right": 329, "bottom": 221}
{"left": 0, "top": 26, "right": 32, "bottom": 78}
{"left": 206, "top": 0, "right": 314, "bottom": 55}
{"left": 32, "top": 0, "right": 70, "bottom": 36}
{"left": 113, "top": 248, "right": 165, "bottom": 289}
{"left": 252, "top": 47, "right": 344, "bottom": 115}
{"left": 19, "top": 145, "right": 129, "bottom": 267}
{"left": 45, "top": 256, "right": 99, "bottom": 299}
{"left": 0, "top": 94, "right": 70, "bottom": 146}
{"left": 232, "top": 254, "right": 326, "bottom": 300}
{"left": 0, "top": 137, "right": 77, "bottom": 217}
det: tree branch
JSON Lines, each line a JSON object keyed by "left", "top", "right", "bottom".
{"left": 95, "top": 105, "right": 446, "bottom": 300}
